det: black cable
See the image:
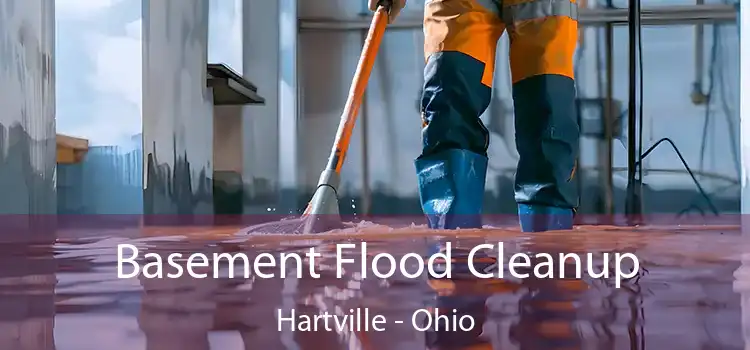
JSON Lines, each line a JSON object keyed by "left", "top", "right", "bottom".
{"left": 678, "top": 204, "right": 706, "bottom": 217}
{"left": 622, "top": 0, "right": 721, "bottom": 218}
{"left": 637, "top": 138, "right": 720, "bottom": 215}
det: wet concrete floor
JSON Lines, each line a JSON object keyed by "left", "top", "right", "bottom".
{"left": 0, "top": 223, "right": 747, "bottom": 350}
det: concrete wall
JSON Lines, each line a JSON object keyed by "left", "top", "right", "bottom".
{"left": 213, "top": 107, "right": 243, "bottom": 173}
{"left": 0, "top": 1, "right": 55, "bottom": 347}
{"left": 241, "top": 0, "right": 282, "bottom": 213}
{"left": 738, "top": 2, "right": 749, "bottom": 347}
{"left": 278, "top": 0, "right": 300, "bottom": 211}
{"left": 142, "top": 0, "right": 214, "bottom": 216}
{"left": 0, "top": 0, "right": 56, "bottom": 215}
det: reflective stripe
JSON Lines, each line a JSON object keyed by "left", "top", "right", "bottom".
{"left": 503, "top": 0, "right": 578, "bottom": 28}
{"left": 424, "top": 0, "right": 501, "bottom": 16}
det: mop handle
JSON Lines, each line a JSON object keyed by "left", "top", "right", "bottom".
{"left": 323, "top": 4, "right": 390, "bottom": 174}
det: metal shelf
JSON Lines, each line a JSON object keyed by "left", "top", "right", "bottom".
{"left": 207, "top": 63, "right": 266, "bottom": 106}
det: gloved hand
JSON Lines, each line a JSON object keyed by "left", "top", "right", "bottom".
{"left": 368, "top": 0, "right": 406, "bottom": 23}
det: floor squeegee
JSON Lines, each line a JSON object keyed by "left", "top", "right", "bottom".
{"left": 240, "top": 1, "right": 392, "bottom": 234}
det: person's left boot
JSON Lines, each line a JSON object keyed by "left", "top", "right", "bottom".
{"left": 518, "top": 204, "right": 574, "bottom": 232}
{"left": 415, "top": 149, "right": 488, "bottom": 230}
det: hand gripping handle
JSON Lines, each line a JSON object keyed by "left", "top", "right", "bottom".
{"left": 377, "top": 0, "right": 393, "bottom": 11}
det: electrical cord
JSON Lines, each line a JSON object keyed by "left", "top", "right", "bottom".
{"left": 632, "top": 9, "right": 720, "bottom": 216}
{"left": 606, "top": 0, "right": 721, "bottom": 217}
{"left": 637, "top": 138, "right": 719, "bottom": 215}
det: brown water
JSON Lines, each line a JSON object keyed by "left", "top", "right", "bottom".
{"left": 2, "top": 223, "right": 747, "bottom": 350}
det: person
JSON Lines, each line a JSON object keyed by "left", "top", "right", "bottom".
{"left": 368, "top": 0, "right": 580, "bottom": 232}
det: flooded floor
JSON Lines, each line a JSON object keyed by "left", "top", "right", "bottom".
{"left": 1, "top": 223, "right": 747, "bottom": 350}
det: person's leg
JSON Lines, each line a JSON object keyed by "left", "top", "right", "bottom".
{"left": 505, "top": 0, "right": 580, "bottom": 232}
{"left": 418, "top": 0, "right": 505, "bottom": 229}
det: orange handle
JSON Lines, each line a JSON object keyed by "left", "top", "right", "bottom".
{"left": 324, "top": 6, "right": 389, "bottom": 174}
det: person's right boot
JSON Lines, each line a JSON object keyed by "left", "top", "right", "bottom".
{"left": 415, "top": 149, "right": 488, "bottom": 230}
{"left": 518, "top": 204, "right": 574, "bottom": 232}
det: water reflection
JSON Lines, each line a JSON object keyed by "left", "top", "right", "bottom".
{"left": 507, "top": 242, "right": 591, "bottom": 350}
{"left": 0, "top": 243, "right": 56, "bottom": 350}
{"left": 0, "top": 225, "right": 744, "bottom": 349}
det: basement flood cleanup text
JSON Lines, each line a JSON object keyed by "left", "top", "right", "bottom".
{"left": 116, "top": 242, "right": 640, "bottom": 288}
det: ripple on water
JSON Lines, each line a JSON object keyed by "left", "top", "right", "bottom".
{"left": 0, "top": 224, "right": 744, "bottom": 349}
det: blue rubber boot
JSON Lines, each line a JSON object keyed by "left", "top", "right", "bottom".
{"left": 415, "top": 149, "right": 487, "bottom": 229}
{"left": 518, "top": 204, "right": 574, "bottom": 232}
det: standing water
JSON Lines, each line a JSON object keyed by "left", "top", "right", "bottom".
{"left": 1, "top": 222, "right": 746, "bottom": 349}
